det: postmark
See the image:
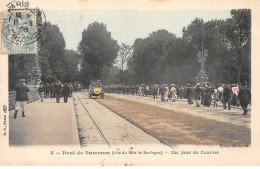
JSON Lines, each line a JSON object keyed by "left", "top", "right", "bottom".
{"left": 0, "top": 7, "right": 46, "bottom": 54}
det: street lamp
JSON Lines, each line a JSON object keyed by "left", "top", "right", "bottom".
{"left": 196, "top": 49, "right": 209, "bottom": 83}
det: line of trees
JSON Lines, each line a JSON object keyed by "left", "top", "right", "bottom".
{"left": 95, "top": 9, "right": 251, "bottom": 86}
{"left": 9, "top": 22, "right": 81, "bottom": 90}
{"left": 9, "top": 9, "right": 251, "bottom": 90}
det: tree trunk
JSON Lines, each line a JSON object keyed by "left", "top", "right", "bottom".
{"left": 237, "top": 67, "right": 241, "bottom": 83}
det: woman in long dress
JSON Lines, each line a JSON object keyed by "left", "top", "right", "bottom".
{"left": 164, "top": 84, "right": 169, "bottom": 102}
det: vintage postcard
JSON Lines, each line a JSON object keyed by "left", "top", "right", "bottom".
{"left": 0, "top": 0, "right": 260, "bottom": 166}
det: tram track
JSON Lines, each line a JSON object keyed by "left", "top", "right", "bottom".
{"left": 79, "top": 91, "right": 174, "bottom": 148}
{"left": 74, "top": 93, "right": 111, "bottom": 148}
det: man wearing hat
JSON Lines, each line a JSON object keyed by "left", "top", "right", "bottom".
{"left": 62, "top": 83, "right": 70, "bottom": 103}
{"left": 238, "top": 81, "right": 251, "bottom": 115}
{"left": 223, "top": 82, "right": 232, "bottom": 110}
{"left": 153, "top": 84, "right": 159, "bottom": 99}
{"left": 55, "top": 80, "right": 62, "bottom": 103}
{"left": 194, "top": 83, "right": 202, "bottom": 107}
{"left": 185, "top": 83, "right": 193, "bottom": 105}
{"left": 38, "top": 82, "right": 45, "bottom": 102}
{"left": 14, "top": 79, "right": 30, "bottom": 119}
{"left": 160, "top": 84, "right": 165, "bottom": 102}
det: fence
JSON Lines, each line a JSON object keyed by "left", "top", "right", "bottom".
{"left": 9, "top": 89, "right": 40, "bottom": 110}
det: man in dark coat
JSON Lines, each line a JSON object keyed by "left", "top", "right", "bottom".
{"left": 238, "top": 81, "right": 251, "bottom": 115}
{"left": 200, "top": 83, "right": 206, "bottom": 106}
{"left": 194, "top": 83, "right": 202, "bottom": 107}
{"left": 38, "top": 83, "right": 45, "bottom": 102}
{"left": 204, "top": 83, "right": 213, "bottom": 107}
{"left": 55, "top": 80, "right": 62, "bottom": 103}
{"left": 14, "top": 79, "right": 30, "bottom": 119}
{"left": 69, "top": 83, "right": 73, "bottom": 97}
{"left": 160, "top": 84, "right": 165, "bottom": 101}
{"left": 186, "top": 83, "right": 193, "bottom": 105}
{"left": 223, "top": 83, "right": 232, "bottom": 110}
{"left": 62, "top": 83, "right": 70, "bottom": 103}
{"left": 50, "top": 83, "right": 55, "bottom": 98}
{"left": 45, "top": 83, "right": 50, "bottom": 98}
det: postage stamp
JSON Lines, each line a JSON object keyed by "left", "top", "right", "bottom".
{"left": 0, "top": 8, "right": 40, "bottom": 54}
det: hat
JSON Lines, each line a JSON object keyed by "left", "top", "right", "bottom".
{"left": 57, "top": 80, "right": 61, "bottom": 82}
{"left": 196, "top": 83, "right": 200, "bottom": 86}
{"left": 242, "top": 81, "right": 248, "bottom": 86}
{"left": 187, "top": 83, "right": 190, "bottom": 86}
{"left": 19, "top": 79, "right": 26, "bottom": 83}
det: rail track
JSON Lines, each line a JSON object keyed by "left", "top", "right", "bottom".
{"left": 75, "top": 93, "right": 111, "bottom": 148}
{"left": 77, "top": 91, "right": 174, "bottom": 148}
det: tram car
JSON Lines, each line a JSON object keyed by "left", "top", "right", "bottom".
{"left": 89, "top": 80, "right": 104, "bottom": 99}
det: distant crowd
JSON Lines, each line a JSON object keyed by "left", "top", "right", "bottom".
{"left": 37, "top": 80, "right": 82, "bottom": 103}
{"left": 103, "top": 81, "right": 251, "bottom": 115}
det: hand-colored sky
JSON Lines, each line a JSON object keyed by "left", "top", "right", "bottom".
{"left": 45, "top": 10, "right": 231, "bottom": 50}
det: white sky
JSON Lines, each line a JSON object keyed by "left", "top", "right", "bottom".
{"left": 44, "top": 10, "right": 231, "bottom": 50}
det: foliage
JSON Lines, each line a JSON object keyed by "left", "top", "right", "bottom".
{"left": 78, "top": 22, "right": 119, "bottom": 86}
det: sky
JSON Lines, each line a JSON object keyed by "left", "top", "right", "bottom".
{"left": 44, "top": 10, "right": 231, "bottom": 50}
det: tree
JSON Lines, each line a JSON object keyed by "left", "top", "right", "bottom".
{"left": 38, "top": 22, "right": 66, "bottom": 82}
{"left": 115, "top": 43, "right": 133, "bottom": 71}
{"left": 219, "top": 9, "right": 251, "bottom": 83}
{"left": 130, "top": 30, "right": 177, "bottom": 84}
{"left": 62, "top": 49, "right": 81, "bottom": 83}
{"left": 78, "top": 22, "right": 119, "bottom": 85}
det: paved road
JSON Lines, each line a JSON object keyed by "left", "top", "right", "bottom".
{"left": 9, "top": 97, "right": 80, "bottom": 146}
{"left": 73, "top": 92, "right": 169, "bottom": 148}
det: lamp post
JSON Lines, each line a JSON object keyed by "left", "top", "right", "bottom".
{"left": 196, "top": 49, "right": 209, "bottom": 83}
{"left": 195, "top": 21, "right": 209, "bottom": 83}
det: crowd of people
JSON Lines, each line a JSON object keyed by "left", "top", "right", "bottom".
{"left": 37, "top": 80, "right": 82, "bottom": 103}
{"left": 103, "top": 81, "right": 251, "bottom": 115}
{"left": 13, "top": 79, "right": 81, "bottom": 119}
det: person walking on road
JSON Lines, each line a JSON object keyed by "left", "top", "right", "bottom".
{"left": 213, "top": 86, "right": 219, "bottom": 107}
{"left": 50, "top": 83, "right": 55, "bottom": 99}
{"left": 186, "top": 83, "right": 193, "bottom": 105}
{"left": 69, "top": 83, "right": 73, "bottom": 97}
{"left": 14, "top": 79, "right": 30, "bottom": 119}
{"left": 38, "top": 83, "right": 45, "bottom": 102}
{"left": 223, "top": 83, "right": 232, "bottom": 110}
{"left": 205, "top": 83, "right": 213, "bottom": 107}
{"left": 153, "top": 85, "right": 159, "bottom": 99}
{"left": 238, "top": 81, "right": 251, "bottom": 115}
{"left": 62, "top": 83, "right": 70, "bottom": 103}
{"left": 164, "top": 84, "right": 169, "bottom": 102}
{"left": 55, "top": 80, "right": 62, "bottom": 103}
{"left": 200, "top": 83, "right": 206, "bottom": 106}
{"left": 160, "top": 84, "right": 165, "bottom": 102}
{"left": 194, "top": 83, "right": 202, "bottom": 107}
{"left": 45, "top": 83, "right": 50, "bottom": 98}
{"left": 170, "top": 84, "right": 177, "bottom": 102}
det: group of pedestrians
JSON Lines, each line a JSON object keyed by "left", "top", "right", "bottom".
{"left": 184, "top": 81, "right": 251, "bottom": 115}
{"left": 104, "top": 81, "right": 251, "bottom": 115}
{"left": 38, "top": 80, "right": 74, "bottom": 103}
{"left": 13, "top": 79, "right": 76, "bottom": 119}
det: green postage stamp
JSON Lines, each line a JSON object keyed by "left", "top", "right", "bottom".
{"left": 0, "top": 9, "right": 37, "bottom": 54}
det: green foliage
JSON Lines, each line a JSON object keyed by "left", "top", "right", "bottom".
{"left": 78, "top": 22, "right": 119, "bottom": 86}
{"left": 9, "top": 22, "right": 80, "bottom": 90}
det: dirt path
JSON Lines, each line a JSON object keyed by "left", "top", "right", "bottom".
{"left": 106, "top": 93, "right": 251, "bottom": 128}
{"left": 95, "top": 94, "right": 250, "bottom": 145}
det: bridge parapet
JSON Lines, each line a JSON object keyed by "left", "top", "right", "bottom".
{"left": 9, "top": 88, "right": 40, "bottom": 110}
